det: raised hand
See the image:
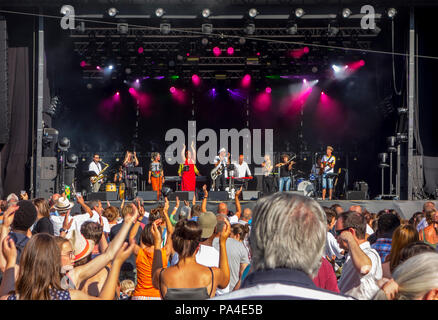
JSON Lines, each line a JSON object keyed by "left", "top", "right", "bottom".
{"left": 2, "top": 236, "right": 17, "bottom": 265}
{"left": 164, "top": 197, "right": 169, "bottom": 213}
{"left": 76, "top": 194, "right": 85, "bottom": 204}
{"left": 20, "top": 192, "right": 29, "bottom": 200}
{"left": 175, "top": 196, "right": 180, "bottom": 209}
{"left": 151, "top": 220, "right": 162, "bottom": 247}
{"left": 183, "top": 200, "right": 190, "bottom": 207}
{"left": 2, "top": 204, "right": 19, "bottom": 228}
{"left": 62, "top": 211, "right": 74, "bottom": 231}
{"left": 114, "top": 240, "right": 135, "bottom": 264}
{"left": 235, "top": 186, "right": 243, "bottom": 197}
{"left": 220, "top": 218, "right": 231, "bottom": 243}
{"left": 202, "top": 184, "right": 208, "bottom": 197}
{"left": 124, "top": 203, "right": 139, "bottom": 224}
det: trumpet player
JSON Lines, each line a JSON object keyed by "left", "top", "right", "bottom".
{"left": 89, "top": 153, "right": 103, "bottom": 192}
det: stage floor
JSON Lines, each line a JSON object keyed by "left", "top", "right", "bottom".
{"left": 70, "top": 199, "right": 430, "bottom": 220}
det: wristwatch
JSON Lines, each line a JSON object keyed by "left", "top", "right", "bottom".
{"left": 59, "top": 228, "right": 68, "bottom": 234}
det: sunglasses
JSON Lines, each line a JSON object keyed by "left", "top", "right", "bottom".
{"left": 335, "top": 227, "right": 352, "bottom": 237}
{"left": 62, "top": 251, "right": 75, "bottom": 259}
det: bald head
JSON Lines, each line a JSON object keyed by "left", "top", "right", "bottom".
{"left": 349, "top": 205, "right": 362, "bottom": 214}
{"left": 218, "top": 202, "right": 228, "bottom": 214}
{"left": 242, "top": 208, "right": 252, "bottom": 221}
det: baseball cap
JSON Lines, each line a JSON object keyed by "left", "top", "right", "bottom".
{"left": 198, "top": 211, "right": 217, "bottom": 238}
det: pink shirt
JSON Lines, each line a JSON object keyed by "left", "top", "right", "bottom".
{"left": 312, "top": 257, "right": 340, "bottom": 293}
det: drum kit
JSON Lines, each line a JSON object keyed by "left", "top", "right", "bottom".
{"left": 105, "top": 182, "right": 125, "bottom": 200}
{"left": 293, "top": 171, "right": 318, "bottom": 197}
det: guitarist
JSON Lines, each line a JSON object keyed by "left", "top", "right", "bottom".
{"left": 320, "top": 146, "right": 336, "bottom": 200}
{"left": 275, "top": 154, "right": 295, "bottom": 192}
{"left": 212, "top": 148, "right": 229, "bottom": 191}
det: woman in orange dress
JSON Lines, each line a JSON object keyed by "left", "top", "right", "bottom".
{"left": 148, "top": 152, "right": 164, "bottom": 200}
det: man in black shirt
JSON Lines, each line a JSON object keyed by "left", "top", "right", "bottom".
{"left": 275, "top": 154, "right": 294, "bottom": 192}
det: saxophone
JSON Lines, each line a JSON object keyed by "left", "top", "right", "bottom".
{"left": 91, "top": 161, "right": 109, "bottom": 184}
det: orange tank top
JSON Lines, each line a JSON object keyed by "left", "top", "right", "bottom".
{"left": 133, "top": 247, "right": 167, "bottom": 297}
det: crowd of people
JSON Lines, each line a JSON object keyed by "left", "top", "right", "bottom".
{"left": 0, "top": 188, "right": 437, "bottom": 300}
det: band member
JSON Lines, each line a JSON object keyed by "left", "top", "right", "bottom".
{"left": 178, "top": 142, "right": 200, "bottom": 191}
{"left": 89, "top": 153, "right": 102, "bottom": 192}
{"left": 275, "top": 154, "right": 294, "bottom": 192}
{"left": 232, "top": 154, "right": 252, "bottom": 190}
{"left": 114, "top": 166, "right": 124, "bottom": 184}
{"left": 321, "top": 146, "right": 336, "bottom": 200}
{"left": 114, "top": 165, "right": 126, "bottom": 200}
{"left": 123, "top": 150, "right": 139, "bottom": 200}
{"left": 261, "top": 154, "right": 275, "bottom": 194}
{"left": 213, "top": 148, "right": 229, "bottom": 191}
{"left": 148, "top": 152, "right": 164, "bottom": 200}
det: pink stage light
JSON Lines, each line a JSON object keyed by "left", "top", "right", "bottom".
{"left": 256, "top": 52, "right": 260, "bottom": 56}
{"left": 138, "top": 47, "right": 144, "bottom": 54}
{"left": 170, "top": 86, "right": 176, "bottom": 94}
{"left": 192, "top": 74, "right": 201, "bottom": 86}
{"left": 254, "top": 92, "right": 272, "bottom": 111}
{"left": 227, "top": 47, "right": 234, "bottom": 55}
{"left": 303, "top": 47, "right": 310, "bottom": 54}
{"left": 80, "top": 60, "right": 87, "bottom": 67}
{"left": 321, "top": 91, "right": 325, "bottom": 95}
{"left": 213, "top": 47, "right": 221, "bottom": 56}
{"left": 265, "top": 87, "right": 272, "bottom": 94}
{"left": 96, "top": 66, "right": 101, "bottom": 70}
{"left": 128, "top": 88, "right": 136, "bottom": 95}
{"left": 115, "top": 91, "right": 120, "bottom": 96}
{"left": 241, "top": 74, "right": 251, "bottom": 88}
{"left": 186, "top": 53, "right": 190, "bottom": 57}
{"left": 290, "top": 47, "right": 310, "bottom": 59}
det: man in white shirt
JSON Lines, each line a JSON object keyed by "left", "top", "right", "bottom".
{"left": 74, "top": 200, "right": 110, "bottom": 234}
{"left": 212, "top": 148, "right": 228, "bottom": 191}
{"left": 321, "top": 146, "right": 336, "bottom": 200}
{"left": 324, "top": 208, "right": 344, "bottom": 260}
{"left": 89, "top": 154, "right": 103, "bottom": 192}
{"left": 232, "top": 155, "right": 252, "bottom": 191}
{"left": 349, "top": 205, "right": 374, "bottom": 238}
{"left": 336, "top": 211, "right": 382, "bottom": 300}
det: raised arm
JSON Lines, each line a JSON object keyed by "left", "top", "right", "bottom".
{"left": 191, "top": 140, "right": 196, "bottom": 163}
{"left": 133, "top": 151, "right": 139, "bottom": 166}
{"left": 181, "top": 144, "right": 186, "bottom": 163}
{"left": 0, "top": 236, "right": 19, "bottom": 297}
{"left": 0, "top": 205, "right": 19, "bottom": 272}
{"left": 76, "top": 195, "right": 93, "bottom": 218}
{"left": 341, "top": 231, "right": 372, "bottom": 276}
{"left": 234, "top": 187, "right": 243, "bottom": 219}
{"left": 71, "top": 206, "right": 138, "bottom": 285}
{"left": 214, "top": 218, "right": 231, "bottom": 290}
{"left": 201, "top": 184, "right": 208, "bottom": 213}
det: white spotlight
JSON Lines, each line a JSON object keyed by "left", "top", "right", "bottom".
{"left": 249, "top": 8, "right": 258, "bottom": 18}
{"left": 108, "top": 65, "right": 114, "bottom": 70}
{"left": 60, "top": 5, "right": 73, "bottom": 15}
{"left": 332, "top": 65, "right": 341, "bottom": 73}
{"left": 155, "top": 8, "right": 165, "bottom": 17}
{"left": 108, "top": 7, "right": 118, "bottom": 17}
{"left": 387, "top": 8, "right": 397, "bottom": 19}
{"left": 342, "top": 8, "right": 351, "bottom": 18}
{"left": 295, "top": 8, "right": 305, "bottom": 18}
{"left": 202, "top": 8, "right": 211, "bottom": 18}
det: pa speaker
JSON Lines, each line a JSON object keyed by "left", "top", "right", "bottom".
{"left": 0, "top": 19, "right": 8, "bottom": 146}
{"left": 208, "top": 191, "right": 229, "bottom": 201}
{"left": 88, "top": 192, "right": 117, "bottom": 201}
{"left": 168, "top": 191, "right": 194, "bottom": 201}
{"left": 242, "top": 191, "right": 260, "bottom": 201}
{"left": 136, "top": 191, "right": 159, "bottom": 201}
{"left": 346, "top": 191, "right": 368, "bottom": 200}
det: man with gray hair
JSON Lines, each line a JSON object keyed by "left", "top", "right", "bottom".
{"left": 214, "top": 193, "right": 349, "bottom": 300}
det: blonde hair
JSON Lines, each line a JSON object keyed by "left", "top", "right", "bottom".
{"left": 389, "top": 224, "right": 419, "bottom": 273}
{"left": 120, "top": 279, "right": 135, "bottom": 296}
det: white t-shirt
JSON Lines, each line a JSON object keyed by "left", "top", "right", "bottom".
{"left": 229, "top": 215, "right": 239, "bottom": 225}
{"left": 366, "top": 224, "right": 375, "bottom": 236}
{"left": 232, "top": 161, "right": 251, "bottom": 178}
{"left": 196, "top": 245, "right": 219, "bottom": 267}
{"left": 50, "top": 212, "right": 109, "bottom": 239}
{"left": 338, "top": 241, "right": 382, "bottom": 300}
{"left": 213, "top": 155, "right": 229, "bottom": 177}
{"left": 325, "top": 231, "right": 344, "bottom": 259}
{"left": 321, "top": 155, "right": 336, "bottom": 174}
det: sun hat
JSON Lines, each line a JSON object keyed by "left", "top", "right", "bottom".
{"left": 70, "top": 229, "right": 95, "bottom": 262}
{"left": 53, "top": 197, "right": 74, "bottom": 213}
{"left": 198, "top": 211, "right": 218, "bottom": 238}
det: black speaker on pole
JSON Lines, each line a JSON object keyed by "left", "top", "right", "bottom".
{"left": 0, "top": 19, "right": 9, "bottom": 151}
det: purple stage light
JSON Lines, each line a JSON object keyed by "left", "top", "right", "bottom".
{"left": 136, "top": 79, "right": 140, "bottom": 83}
{"left": 213, "top": 47, "right": 221, "bottom": 57}
{"left": 227, "top": 47, "right": 234, "bottom": 55}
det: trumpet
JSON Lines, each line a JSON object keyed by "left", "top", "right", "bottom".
{"left": 91, "top": 161, "right": 109, "bottom": 184}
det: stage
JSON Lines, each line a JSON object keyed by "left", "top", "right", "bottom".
{"left": 69, "top": 198, "right": 429, "bottom": 220}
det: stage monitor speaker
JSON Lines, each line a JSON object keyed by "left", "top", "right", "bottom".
{"left": 242, "top": 191, "right": 260, "bottom": 201}
{"left": 168, "top": 191, "right": 194, "bottom": 201}
{"left": 136, "top": 191, "right": 159, "bottom": 201}
{"left": 39, "top": 179, "right": 56, "bottom": 199}
{"left": 346, "top": 191, "right": 368, "bottom": 200}
{"left": 0, "top": 19, "right": 8, "bottom": 146}
{"left": 208, "top": 191, "right": 229, "bottom": 201}
{"left": 88, "top": 192, "right": 117, "bottom": 201}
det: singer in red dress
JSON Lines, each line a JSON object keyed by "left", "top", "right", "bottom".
{"left": 178, "top": 142, "right": 200, "bottom": 191}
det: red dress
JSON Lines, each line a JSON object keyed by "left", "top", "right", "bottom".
{"left": 181, "top": 159, "right": 196, "bottom": 191}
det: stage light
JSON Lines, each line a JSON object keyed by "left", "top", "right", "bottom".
{"left": 201, "top": 23, "right": 213, "bottom": 34}
{"left": 244, "top": 23, "right": 256, "bottom": 35}
{"left": 170, "top": 86, "right": 176, "bottom": 93}
{"left": 387, "top": 8, "right": 397, "bottom": 19}
{"left": 201, "top": 38, "right": 209, "bottom": 46}
{"left": 328, "top": 25, "right": 339, "bottom": 36}
{"left": 265, "top": 87, "right": 272, "bottom": 94}
{"left": 359, "top": 59, "right": 365, "bottom": 66}
{"left": 303, "top": 79, "right": 307, "bottom": 84}
{"left": 332, "top": 65, "right": 341, "bottom": 72}
{"left": 135, "top": 79, "right": 140, "bottom": 83}
{"left": 398, "top": 107, "right": 408, "bottom": 115}
{"left": 155, "top": 8, "right": 164, "bottom": 17}
{"left": 58, "top": 137, "right": 70, "bottom": 152}
{"left": 227, "top": 47, "right": 234, "bottom": 55}
{"left": 239, "top": 37, "right": 246, "bottom": 45}
{"left": 286, "top": 24, "right": 298, "bottom": 35}
{"left": 192, "top": 74, "right": 200, "bottom": 86}
{"left": 80, "top": 60, "right": 86, "bottom": 67}
{"left": 129, "top": 88, "right": 135, "bottom": 94}
{"left": 202, "top": 8, "right": 211, "bottom": 18}
{"left": 138, "top": 47, "right": 144, "bottom": 54}
{"left": 170, "top": 75, "right": 180, "bottom": 80}
{"left": 321, "top": 91, "right": 325, "bottom": 95}
{"left": 312, "top": 66, "right": 318, "bottom": 73}
{"left": 86, "top": 83, "right": 93, "bottom": 89}
{"left": 108, "top": 65, "right": 114, "bottom": 70}
{"left": 303, "top": 47, "right": 309, "bottom": 53}
{"left": 160, "top": 23, "right": 171, "bottom": 34}
{"left": 96, "top": 66, "right": 101, "bottom": 70}
{"left": 295, "top": 8, "right": 305, "bottom": 18}
{"left": 108, "top": 7, "right": 118, "bottom": 17}
{"left": 342, "top": 8, "right": 352, "bottom": 18}
{"left": 256, "top": 52, "right": 260, "bottom": 56}
{"left": 242, "top": 74, "right": 251, "bottom": 88}
{"left": 213, "top": 46, "right": 221, "bottom": 56}
{"left": 66, "top": 153, "right": 78, "bottom": 168}
{"left": 115, "top": 91, "right": 120, "bottom": 96}
{"left": 248, "top": 8, "right": 258, "bottom": 18}
{"left": 125, "top": 68, "right": 131, "bottom": 74}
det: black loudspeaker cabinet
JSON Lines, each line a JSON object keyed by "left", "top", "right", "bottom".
{"left": 88, "top": 192, "right": 118, "bottom": 201}
{"left": 136, "top": 191, "right": 159, "bottom": 201}
{"left": 168, "top": 191, "right": 194, "bottom": 201}
{"left": 208, "top": 191, "right": 229, "bottom": 201}
{"left": 345, "top": 191, "right": 368, "bottom": 200}
{"left": 242, "top": 191, "right": 260, "bottom": 201}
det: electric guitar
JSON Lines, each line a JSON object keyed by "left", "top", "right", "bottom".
{"left": 319, "top": 156, "right": 334, "bottom": 175}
